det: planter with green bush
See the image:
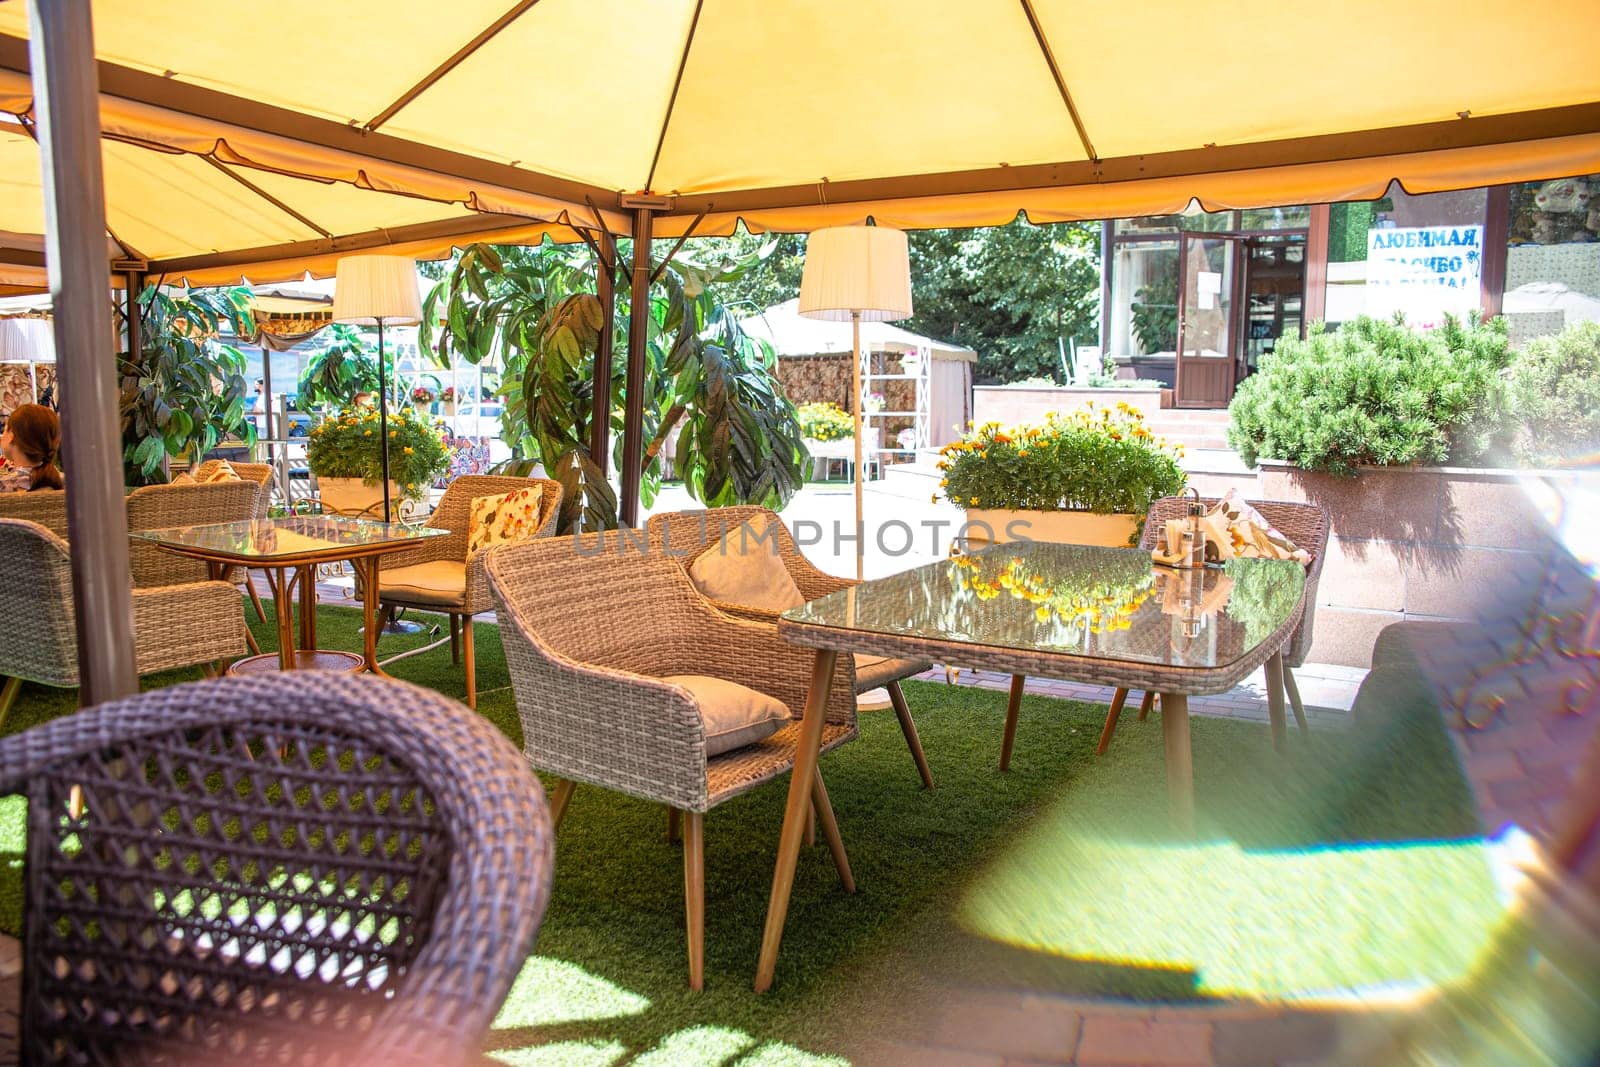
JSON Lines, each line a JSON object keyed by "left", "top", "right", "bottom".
{"left": 937, "top": 402, "right": 1186, "bottom": 547}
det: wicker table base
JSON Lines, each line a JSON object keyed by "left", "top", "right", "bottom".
{"left": 226, "top": 650, "right": 363, "bottom": 675}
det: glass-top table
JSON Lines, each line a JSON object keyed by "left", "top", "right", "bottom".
{"left": 753, "top": 541, "right": 1305, "bottom": 991}
{"left": 134, "top": 516, "right": 449, "bottom": 674}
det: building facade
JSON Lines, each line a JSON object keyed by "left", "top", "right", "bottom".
{"left": 1099, "top": 177, "right": 1600, "bottom": 408}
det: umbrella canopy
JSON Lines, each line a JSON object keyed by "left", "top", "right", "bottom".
{"left": 1, "top": 0, "right": 1598, "bottom": 285}
{"left": 743, "top": 299, "right": 975, "bottom": 361}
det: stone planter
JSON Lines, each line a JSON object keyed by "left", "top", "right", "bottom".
{"left": 317, "top": 476, "right": 404, "bottom": 519}
{"left": 961, "top": 508, "right": 1139, "bottom": 548}
{"left": 1254, "top": 460, "right": 1597, "bottom": 667}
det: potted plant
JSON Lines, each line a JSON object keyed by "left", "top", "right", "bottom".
{"left": 440, "top": 385, "right": 457, "bottom": 418}
{"left": 411, "top": 384, "right": 437, "bottom": 411}
{"left": 306, "top": 407, "right": 449, "bottom": 516}
{"left": 937, "top": 401, "right": 1186, "bottom": 547}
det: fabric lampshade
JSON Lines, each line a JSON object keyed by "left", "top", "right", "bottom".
{"left": 331, "top": 255, "right": 422, "bottom": 325}
{"left": 798, "top": 226, "right": 913, "bottom": 323}
{"left": 0, "top": 318, "right": 54, "bottom": 363}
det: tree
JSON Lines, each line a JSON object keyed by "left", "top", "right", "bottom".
{"left": 421, "top": 240, "right": 806, "bottom": 532}
{"left": 904, "top": 217, "right": 1100, "bottom": 384}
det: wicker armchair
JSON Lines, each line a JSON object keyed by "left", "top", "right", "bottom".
{"left": 126, "top": 479, "right": 263, "bottom": 587}
{"left": 377, "top": 474, "right": 561, "bottom": 709}
{"left": 647, "top": 506, "right": 936, "bottom": 789}
{"left": 1096, "top": 495, "right": 1331, "bottom": 755}
{"left": 194, "top": 458, "right": 276, "bottom": 622}
{"left": 0, "top": 671, "right": 555, "bottom": 1066}
{"left": 485, "top": 532, "right": 857, "bottom": 990}
{"left": 0, "top": 487, "right": 68, "bottom": 539}
{"left": 0, "top": 518, "right": 247, "bottom": 725}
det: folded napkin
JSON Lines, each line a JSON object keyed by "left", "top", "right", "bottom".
{"left": 1151, "top": 490, "right": 1310, "bottom": 567}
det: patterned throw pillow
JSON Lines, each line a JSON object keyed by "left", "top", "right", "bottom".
{"left": 468, "top": 485, "right": 545, "bottom": 554}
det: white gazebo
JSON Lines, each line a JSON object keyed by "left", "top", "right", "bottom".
{"left": 742, "top": 298, "right": 976, "bottom": 460}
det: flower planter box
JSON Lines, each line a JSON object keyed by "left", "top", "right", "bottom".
{"left": 317, "top": 476, "right": 404, "bottom": 519}
{"left": 961, "top": 508, "right": 1139, "bottom": 549}
{"left": 1254, "top": 460, "right": 1598, "bottom": 667}
{"left": 972, "top": 385, "right": 1166, "bottom": 428}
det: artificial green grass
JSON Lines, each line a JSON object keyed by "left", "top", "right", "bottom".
{"left": 0, "top": 598, "right": 1504, "bottom": 1065}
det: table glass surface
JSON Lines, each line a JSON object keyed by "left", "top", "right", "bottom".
{"left": 782, "top": 542, "right": 1304, "bottom": 672}
{"left": 131, "top": 515, "right": 448, "bottom": 561}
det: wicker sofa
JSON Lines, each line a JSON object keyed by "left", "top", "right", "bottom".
{"left": 485, "top": 531, "right": 857, "bottom": 990}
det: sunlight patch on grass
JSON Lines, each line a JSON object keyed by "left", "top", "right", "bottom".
{"left": 632, "top": 1026, "right": 754, "bottom": 1065}
{"left": 493, "top": 957, "right": 650, "bottom": 1029}
{"left": 963, "top": 826, "right": 1502, "bottom": 1000}
{"left": 489, "top": 1040, "right": 627, "bottom": 1067}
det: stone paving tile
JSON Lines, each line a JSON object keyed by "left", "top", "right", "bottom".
{"left": 929, "top": 992, "right": 1083, "bottom": 1061}
{"left": 1075, "top": 1016, "right": 1212, "bottom": 1066}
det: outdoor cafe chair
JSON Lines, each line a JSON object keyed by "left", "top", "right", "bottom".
{"left": 0, "top": 486, "right": 68, "bottom": 539}
{"left": 376, "top": 474, "right": 561, "bottom": 709}
{"left": 485, "top": 532, "right": 858, "bottom": 990}
{"left": 1095, "top": 495, "right": 1331, "bottom": 756}
{"left": 0, "top": 671, "right": 554, "bottom": 1066}
{"left": 647, "top": 505, "right": 936, "bottom": 789}
{"left": 194, "top": 457, "right": 276, "bottom": 623}
{"left": 0, "top": 518, "right": 247, "bottom": 728}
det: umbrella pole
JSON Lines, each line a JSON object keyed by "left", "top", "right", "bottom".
{"left": 377, "top": 317, "right": 392, "bottom": 524}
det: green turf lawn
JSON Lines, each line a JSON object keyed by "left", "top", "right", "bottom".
{"left": 0, "top": 598, "right": 1505, "bottom": 1065}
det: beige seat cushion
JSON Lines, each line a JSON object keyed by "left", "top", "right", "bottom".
{"left": 662, "top": 674, "right": 792, "bottom": 756}
{"left": 687, "top": 516, "right": 804, "bottom": 613}
{"left": 853, "top": 654, "right": 932, "bottom": 692}
{"left": 378, "top": 560, "right": 466, "bottom": 608}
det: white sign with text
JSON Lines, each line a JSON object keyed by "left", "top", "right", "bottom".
{"left": 1365, "top": 225, "right": 1484, "bottom": 328}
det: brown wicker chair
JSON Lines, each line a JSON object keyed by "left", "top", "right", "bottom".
{"left": 0, "top": 518, "right": 247, "bottom": 725}
{"left": 0, "top": 487, "right": 68, "bottom": 539}
{"left": 1095, "top": 495, "right": 1331, "bottom": 755}
{"left": 126, "top": 479, "right": 263, "bottom": 587}
{"left": 485, "top": 532, "right": 858, "bottom": 990}
{"left": 647, "top": 506, "right": 936, "bottom": 789}
{"left": 0, "top": 671, "right": 555, "bottom": 1066}
{"left": 194, "top": 458, "right": 276, "bottom": 623}
{"left": 377, "top": 474, "right": 561, "bottom": 709}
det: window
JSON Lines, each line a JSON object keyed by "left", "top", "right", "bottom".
{"left": 1503, "top": 174, "right": 1600, "bottom": 346}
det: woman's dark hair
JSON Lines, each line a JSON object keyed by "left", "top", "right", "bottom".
{"left": 7, "top": 403, "right": 63, "bottom": 491}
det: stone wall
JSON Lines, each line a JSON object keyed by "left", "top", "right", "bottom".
{"left": 1256, "top": 462, "right": 1597, "bottom": 667}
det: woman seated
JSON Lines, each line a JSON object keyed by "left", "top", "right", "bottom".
{"left": 0, "top": 403, "right": 64, "bottom": 493}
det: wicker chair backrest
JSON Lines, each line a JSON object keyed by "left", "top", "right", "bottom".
{"left": 194, "top": 459, "right": 275, "bottom": 520}
{"left": 427, "top": 474, "right": 563, "bottom": 563}
{"left": 126, "top": 480, "right": 261, "bottom": 586}
{"left": 1140, "top": 496, "right": 1331, "bottom": 665}
{"left": 0, "top": 488, "right": 69, "bottom": 540}
{"left": 0, "top": 519, "right": 79, "bottom": 686}
{"left": 0, "top": 672, "right": 553, "bottom": 1066}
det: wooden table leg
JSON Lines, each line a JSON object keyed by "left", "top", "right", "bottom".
{"left": 1265, "top": 652, "right": 1288, "bottom": 754}
{"left": 268, "top": 567, "right": 295, "bottom": 671}
{"left": 356, "top": 556, "right": 391, "bottom": 677}
{"left": 296, "top": 565, "right": 317, "bottom": 650}
{"left": 999, "top": 673, "right": 1026, "bottom": 771}
{"left": 755, "top": 648, "right": 837, "bottom": 993}
{"left": 1161, "top": 692, "right": 1194, "bottom": 836}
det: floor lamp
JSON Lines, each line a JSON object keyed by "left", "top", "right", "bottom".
{"left": 798, "top": 225, "right": 913, "bottom": 582}
{"left": 331, "top": 254, "right": 421, "bottom": 524}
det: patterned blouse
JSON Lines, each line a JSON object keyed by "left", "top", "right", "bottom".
{"left": 0, "top": 465, "right": 35, "bottom": 493}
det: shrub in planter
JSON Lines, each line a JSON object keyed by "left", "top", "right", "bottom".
{"left": 306, "top": 407, "right": 450, "bottom": 500}
{"left": 1502, "top": 321, "right": 1600, "bottom": 468}
{"left": 797, "top": 401, "right": 854, "bottom": 442}
{"left": 1227, "top": 314, "right": 1512, "bottom": 475}
{"left": 937, "top": 403, "right": 1186, "bottom": 545}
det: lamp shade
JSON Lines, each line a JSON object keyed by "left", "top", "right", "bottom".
{"left": 331, "top": 254, "right": 422, "bottom": 325}
{"left": 798, "top": 226, "right": 912, "bottom": 322}
{"left": 0, "top": 318, "right": 55, "bottom": 363}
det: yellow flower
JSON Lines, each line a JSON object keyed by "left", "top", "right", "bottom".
{"left": 969, "top": 496, "right": 979, "bottom": 505}
{"left": 363, "top": 430, "right": 373, "bottom": 437}
{"left": 403, "top": 446, "right": 414, "bottom": 455}
{"left": 930, "top": 493, "right": 938, "bottom": 503}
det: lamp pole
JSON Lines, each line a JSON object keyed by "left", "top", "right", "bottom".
{"left": 851, "top": 310, "right": 864, "bottom": 581}
{"left": 376, "top": 316, "right": 392, "bottom": 524}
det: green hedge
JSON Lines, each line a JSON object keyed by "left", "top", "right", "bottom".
{"left": 1503, "top": 321, "right": 1600, "bottom": 467}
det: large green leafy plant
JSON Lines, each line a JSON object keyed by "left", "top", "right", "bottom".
{"left": 119, "top": 286, "right": 255, "bottom": 484}
{"left": 421, "top": 241, "right": 806, "bottom": 532}
{"left": 1226, "top": 314, "right": 1512, "bottom": 475}
{"left": 297, "top": 324, "right": 388, "bottom": 408}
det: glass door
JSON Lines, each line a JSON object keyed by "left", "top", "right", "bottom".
{"left": 1174, "top": 234, "right": 1240, "bottom": 408}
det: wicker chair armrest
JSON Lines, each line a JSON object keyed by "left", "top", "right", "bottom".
{"left": 790, "top": 563, "right": 853, "bottom": 602}
{"left": 675, "top": 602, "right": 858, "bottom": 728}
{"left": 378, "top": 533, "right": 462, "bottom": 574}
{"left": 130, "top": 580, "right": 247, "bottom": 675}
